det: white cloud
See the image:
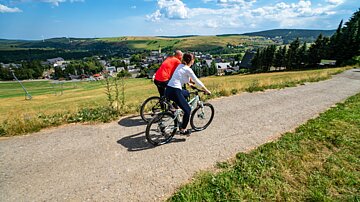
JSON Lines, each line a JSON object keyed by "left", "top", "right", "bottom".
{"left": 146, "top": 0, "right": 346, "bottom": 35}
{"left": 217, "top": 0, "right": 256, "bottom": 8}
{"left": 147, "top": 0, "right": 189, "bottom": 21}
{"left": 46, "top": 0, "right": 84, "bottom": 6}
{"left": 326, "top": 0, "right": 344, "bottom": 5}
{"left": 147, "top": 10, "right": 162, "bottom": 22}
{"left": 0, "top": 4, "right": 22, "bottom": 13}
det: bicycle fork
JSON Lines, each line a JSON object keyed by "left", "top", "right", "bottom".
{"left": 197, "top": 101, "right": 206, "bottom": 119}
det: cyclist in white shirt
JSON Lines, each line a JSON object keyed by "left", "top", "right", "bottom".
{"left": 165, "top": 53, "right": 211, "bottom": 135}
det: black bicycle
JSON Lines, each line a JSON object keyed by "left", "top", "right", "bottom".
{"left": 145, "top": 87, "right": 214, "bottom": 146}
{"left": 140, "top": 96, "right": 170, "bottom": 123}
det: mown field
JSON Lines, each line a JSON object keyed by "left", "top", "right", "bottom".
{"left": 0, "top": 67, "right": 351, "bottom": 136}
{"left": 98, "top": 35, "right": 273, "bottom": 51}
{"left": 169, "top": 92, "right": 360, "bottom": 201}
{"left": 0, "top": 35, "right": 274, "bottom": 53}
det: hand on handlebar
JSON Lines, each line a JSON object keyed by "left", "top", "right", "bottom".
{"left": 189, "top": 83, "right": 211, "bottom": 95}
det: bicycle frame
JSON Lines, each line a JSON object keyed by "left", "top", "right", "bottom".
{"left": 147, "top": 88, "right": 213, "bottom": 145}
{"left": 171, "top": 93, "right": 204, "bottom": 128}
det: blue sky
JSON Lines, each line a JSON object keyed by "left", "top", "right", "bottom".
{"left": 0, "top": 0, "right": 358, "bottom": 40}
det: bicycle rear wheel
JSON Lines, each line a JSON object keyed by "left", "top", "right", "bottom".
{"left": 190, "top": 103, "right": 214, "bottom": 131}
{"left": 145, "top": 112, "right": 178, "bottom": 146}
{"left": 140, "top": 96, "right": 162, "bottom": 123}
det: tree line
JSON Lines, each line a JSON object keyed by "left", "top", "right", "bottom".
{"left": 0, "top": 60, "right": 47, "bottom": 80}
{"left": 192, "top": 60, "right": 218, "bottom": 77}
{"left": 251, "top": 9, "right": 360, "bottom": 72}
{"left": 53, "top": 59, "right": 104, "bottom": 79}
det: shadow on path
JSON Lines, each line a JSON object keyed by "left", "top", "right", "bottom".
{"left": 118, "top": 115, "right": 147, "bottom": 127}
{"left": 117, "top": 131, "right": 187, "bottom": 152}
{"left": 117, "top": 131, "right": 154, "bottom": 152}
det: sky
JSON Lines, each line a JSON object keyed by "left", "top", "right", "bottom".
{"left": 0, "top": 0, "right": 358, "bottom": 40}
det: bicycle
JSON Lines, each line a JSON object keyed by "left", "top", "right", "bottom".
{"left": 145, "top": 86, "right": 215, "bottom": 146}
{"left": 140, "top": 96, "right": 170, "bottom": 123}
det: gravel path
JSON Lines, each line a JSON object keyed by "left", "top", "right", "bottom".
{"left": 1, "top": 69, "right": 360, "bottom": 202}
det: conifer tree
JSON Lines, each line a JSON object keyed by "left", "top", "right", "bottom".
{"left": 286, "top": 38, "right": 300, "bottom": 70}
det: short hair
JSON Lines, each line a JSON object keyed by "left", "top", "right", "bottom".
{"left": 182, "top": 53, "right": 194, "bottom": 65}
{"left": 174, "top": 50, "right": 183, "bottom": 57}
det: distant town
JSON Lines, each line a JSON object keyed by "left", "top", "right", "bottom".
{"left": 0, "top": 46, "right": 259, "bottom": 82}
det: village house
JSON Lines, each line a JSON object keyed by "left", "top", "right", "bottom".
{"left": 319, "top": 59, "right": 337, "bottom": 66}
{"left": 99, "top": 60, "right": 107, "bottom": 67}
{"left": 122, "top": 59, "right": 130, "bottom": 65}
{"left": 1, "top": 63, "right": 21, "bottom": 69}
{"left": 215, "top": 62, "right": 231, "bottom": 76}
{"left": 117, "top": 67, "right": 125, "bottom": 72}
{"left": 106, "top": 66, "right": 117, "bottom": 75}
{"left": 46, "top": 57, "right": 66, "bottom": 67}
{"left": 204, "top": 59, "right": 213, "bottom": 68}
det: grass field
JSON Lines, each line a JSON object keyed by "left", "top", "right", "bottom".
{"left": 169, "top": 92, "right": 360, "bottom": 201}
{"left": 0, "top": 67, "right": 351, "bottom": 136}
{"left": 98, "top": 35, "right": 273, "bottom": 51}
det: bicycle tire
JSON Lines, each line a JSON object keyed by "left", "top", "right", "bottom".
{"left": 145, "top": 112, "right": 178, "bottom": 146}
{"left": 190, "top": 102, "right": 214, "bottom": 131}
{"left": 140, "top": 96, "right": 161, "bottom": 123}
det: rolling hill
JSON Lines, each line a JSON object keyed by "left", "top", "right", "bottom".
{"left": 241, "top": 29, "right": 336, "bottom": 43}
{"left": 0, "top": 29, "right": 336, "bottom": 62}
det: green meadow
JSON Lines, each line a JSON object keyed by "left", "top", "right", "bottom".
{"left": 169, "top": 91, "right": 360, "bottom": 202}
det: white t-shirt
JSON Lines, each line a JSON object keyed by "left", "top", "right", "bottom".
{"left": 167, "top": 64, "right": 205, "bottom": 90}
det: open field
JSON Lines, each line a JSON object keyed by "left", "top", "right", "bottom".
{"left": 0, "top": 67, "right": 350, "bottom": 125}
{"left": 98, "top": 35, "right": 273, "bottom": 51}
{"left": 0, "top": 35, "right": 274, "bottom": 53}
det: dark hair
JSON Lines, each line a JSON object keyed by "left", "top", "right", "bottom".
{"left": 182, "top": 53, "right": 194, "bottom": 65}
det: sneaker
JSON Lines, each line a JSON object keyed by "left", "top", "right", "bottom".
{"left": 179, "top": 129, "right": 191, "bottom": 136}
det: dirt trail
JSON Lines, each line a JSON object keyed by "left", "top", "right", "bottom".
{"left": 1, "top": 69, "right": 360, "bottom": 202}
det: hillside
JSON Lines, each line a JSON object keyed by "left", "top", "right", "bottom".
{"left": 0, "top": 35, "right": 274, "bottom": 62}
{"left": 0, "top": 28, "right": 337, "bottom": 62}
{"left": 0, "top": 35, "right": 271, "bottom": 51}
{"left": 0, "top": 28, "right": 336, "bottom": 52}
{"left": 241, "top": 29, "right": 336, "bottom": 43}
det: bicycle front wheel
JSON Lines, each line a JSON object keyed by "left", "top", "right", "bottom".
{"left": 145, "top": 112, "right": 178, "bottom": 146}
{"left": 140, "top": 96, "right": 162, "bottom": 123}
{"left": 190, "top": 103, "right": 214, "bottom": 131}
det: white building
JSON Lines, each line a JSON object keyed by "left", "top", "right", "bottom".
{"left": 46, "top": 57, "right": 65, "bottom": 67}
{"left": 215, "top": 62, "right": 231, "bottom": 76}
{"left": 106, "top": 66, "right": 117, "bottom": 75}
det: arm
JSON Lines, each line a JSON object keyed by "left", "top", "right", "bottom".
{"left": 187, "top": 68, "right": 211, "bottom": 94}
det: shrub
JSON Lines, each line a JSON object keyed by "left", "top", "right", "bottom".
{"left": 68, "top": 106, "right": 119, "bottom": 123}
{"left": 231, "top": 88, "right": 238, "bottom": 95}
{"left": 238, "top": 68, "right": 249, "bottom": 74}
{"left": 0, "top": 125, "right": 5, "bottom": 136}
{"left": 219, "top": 89, "right": 231, "bottom": 96}
{"left": 245, "top": 80, "right": 264, "bottom": 93}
